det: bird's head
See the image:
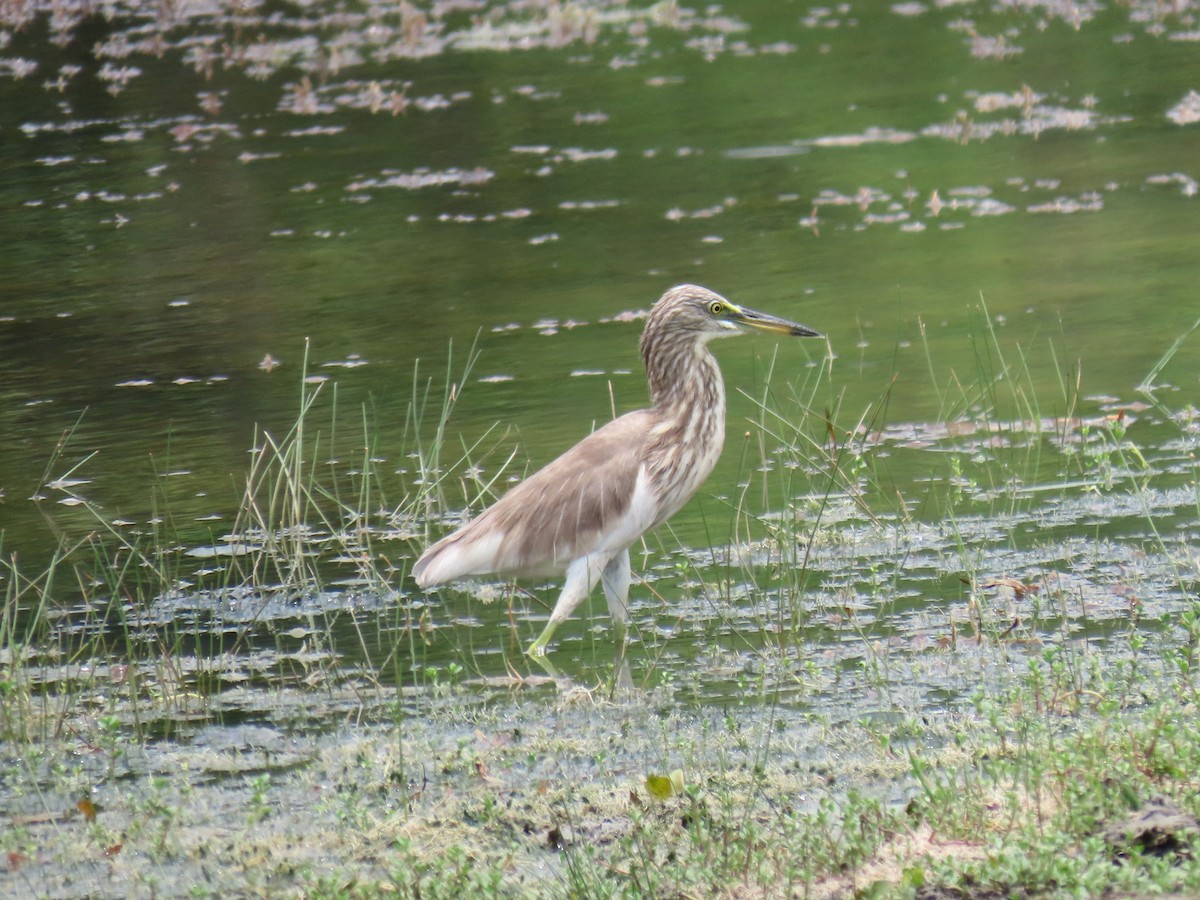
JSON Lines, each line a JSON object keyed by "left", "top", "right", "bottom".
{"left": 648, "top": 284, "right": 822, "bottom": 343}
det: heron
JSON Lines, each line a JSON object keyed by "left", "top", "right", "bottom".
{"left": 412, "top": 284, "right": 822, "bottom": 657}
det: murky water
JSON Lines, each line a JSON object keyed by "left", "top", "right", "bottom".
{"left": 2, "top": 0, "right": 1198, "bottom": 716}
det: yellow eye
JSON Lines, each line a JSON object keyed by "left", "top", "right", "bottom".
{"left": 709, "top": 301, "right": 724, "bottom": 316}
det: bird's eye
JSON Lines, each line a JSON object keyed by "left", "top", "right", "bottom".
{"left": 709, "top": 301, "right": 724, "bottom": 316}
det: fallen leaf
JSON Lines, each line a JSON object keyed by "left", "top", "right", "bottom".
{"left": 645, "top": 769, "right": 686, "bottom": 800}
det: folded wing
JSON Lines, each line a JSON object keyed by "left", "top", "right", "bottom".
{"left": 412, "top": 410, "right": 656, "bottom": 585}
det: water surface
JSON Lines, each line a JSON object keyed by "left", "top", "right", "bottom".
{"left": 1, "top": 0, "right": 1198, "bottom": 710}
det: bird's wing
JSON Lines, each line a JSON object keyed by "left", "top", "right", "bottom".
{"left": 413, "top": 409, "right": 657, "bottom": 585}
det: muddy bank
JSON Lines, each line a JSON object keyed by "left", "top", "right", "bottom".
{"left": 3, "top": 680, "right": 951, "bottom": 897}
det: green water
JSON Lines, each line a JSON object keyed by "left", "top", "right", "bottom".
{"left": 1, "top": 0, "right": 1198, "bottom": 704}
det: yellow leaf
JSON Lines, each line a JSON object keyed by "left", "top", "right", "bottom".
{"left": 645, "top": 770, "right": 686, "bottom": 800}
{"left": 669, "top": 769, "right": 686, "bottom": 794}
{"left": 644, "top": 773, "right": 674, "bottom": 800}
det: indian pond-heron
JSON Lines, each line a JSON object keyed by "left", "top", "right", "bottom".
{"left": 412, "top": 284, "right": 822, "bottom": 656}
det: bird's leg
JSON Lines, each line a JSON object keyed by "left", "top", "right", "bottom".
{"left": 601, "top": 549, "right": 634, "bottom": 692}
{"left": 527, "top": 554, "right": 606, "bottom": 657}
{"left": 527, "top": 627, "right": 556, "bottom": 658}
{"left": 600, "top": 548, "right": 631, "bottom": 646}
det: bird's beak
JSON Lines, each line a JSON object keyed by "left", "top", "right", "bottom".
{"left": 728, "top": 303, "right": 822, "bottom": 338}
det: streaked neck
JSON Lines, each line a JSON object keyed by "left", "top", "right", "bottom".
{"left": 645, "top": 337, "right": 726, "bottom": 435}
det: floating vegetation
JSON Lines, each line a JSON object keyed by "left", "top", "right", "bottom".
{"left": 1167, "top": 89, "right": 1200, "bottom": 125}
{"left": 345, "top": 166, "right": 494, "bottom": 193}
{"left": 893, "top": 0, "right": 1199, "bottom": 42}
{"left": 1, "top": 1, "right": 749, "bottom": 100}
{"left": 1147, "top": 171, "right": 1200, "bottom": 196}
